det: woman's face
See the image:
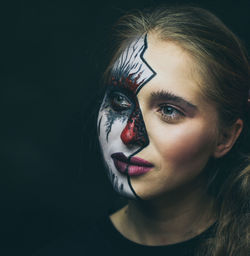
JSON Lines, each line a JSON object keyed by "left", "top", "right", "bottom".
{"left": 97, "top": 33, "right": 219, "bottom": 200}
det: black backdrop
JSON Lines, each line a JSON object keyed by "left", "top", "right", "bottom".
{"left": 1, "top": 0, "right": 250, "bottom": 255}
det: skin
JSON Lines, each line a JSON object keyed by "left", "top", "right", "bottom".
{"left": 99, "top": 33, "right": 243, "bottom": 245}
{"left": 129, "top": 37, "right": 220, "bottom": 200}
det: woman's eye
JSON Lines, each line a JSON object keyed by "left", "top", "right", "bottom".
{"left": 109, "top": 92, "right": 132, "bottom": 111}
{"left": 158, "top": 105, "right": 185, "bottom": 122}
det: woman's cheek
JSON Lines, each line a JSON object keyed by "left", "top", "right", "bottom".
{"left": 151, "top": 121, "right": 215, "bottom": 164}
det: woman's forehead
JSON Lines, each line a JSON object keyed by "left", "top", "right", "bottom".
{"left": 141, "top": 36, "right": 203, "bottom": 99}
{"left": 109, "top": 34, "right": 156, "bottom": 95}
{"left": 109, "top": 33, "right": 205, "bottom": 106}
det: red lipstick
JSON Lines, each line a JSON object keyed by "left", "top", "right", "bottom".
{"left": 111, "top": 152, "right": 154, "bottom": 176}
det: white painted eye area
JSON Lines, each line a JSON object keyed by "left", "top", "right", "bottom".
{"left": 110, "top": 92, "right": 132, "bottom": 112}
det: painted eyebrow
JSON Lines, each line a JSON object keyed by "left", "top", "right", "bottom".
{"left": 150, "top": 90, "right": 198, "bottom": 111}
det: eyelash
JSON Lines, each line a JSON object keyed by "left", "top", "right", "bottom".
{"left": 157, "top": 104, "right": 185, "bottom": 122}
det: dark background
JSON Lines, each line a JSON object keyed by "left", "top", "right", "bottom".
{"left": 1, "top": 0, "right": 250, "bottom": 255}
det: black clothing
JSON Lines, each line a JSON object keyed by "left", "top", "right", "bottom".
{"left": 34, "top": 215, "right": 216, "bottom": 256}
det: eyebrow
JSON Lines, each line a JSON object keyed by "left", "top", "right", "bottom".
{"left": 150, "top": 90, "right": 198, "bottom": 113}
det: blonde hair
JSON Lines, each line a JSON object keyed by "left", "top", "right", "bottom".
{"left": 104, "top": 5, "right": 250, "bottom": 255}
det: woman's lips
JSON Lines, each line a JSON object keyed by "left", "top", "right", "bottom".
{"left": 111, "top": 152, "right": 154, "bottom": 176}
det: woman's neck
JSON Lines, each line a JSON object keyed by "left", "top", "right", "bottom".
{"left": 110, "top": 185, "right": 217, "bottom": 246}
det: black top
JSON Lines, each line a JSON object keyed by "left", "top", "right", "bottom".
{"left": 34, "top": 215, "right": 216, "bottom": 256}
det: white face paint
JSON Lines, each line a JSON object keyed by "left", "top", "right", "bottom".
{"left": 97, "top": 35, "right": 156, "bottom": 198}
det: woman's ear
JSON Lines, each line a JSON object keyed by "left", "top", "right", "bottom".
{"left": 213, "top": 118, "right": 243, "bottom": 159}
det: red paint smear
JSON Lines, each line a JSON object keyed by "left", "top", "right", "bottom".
{"left": 111, "top": 72, "right": 145, "bottom": 93}
{"left": 120, "top": 108, "right": 147, "bottom": 147}
{"left": 120, "top": 117, "right": 137, "bottom": 145}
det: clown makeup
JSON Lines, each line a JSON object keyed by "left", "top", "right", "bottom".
{"left": 97, "top": 35, "right": 156, "bottom": 199}
{"left": 98, "top": 33, "right": 221, "bottom": 201}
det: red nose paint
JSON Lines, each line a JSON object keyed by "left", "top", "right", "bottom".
{"left": 120, "top": 109, "right": 148, "bottom": 147}
{"left": 120, "top": 118, "right": 136, "bottom": 145}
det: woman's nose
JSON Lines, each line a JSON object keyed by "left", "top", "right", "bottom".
{"left": 120, "top": 109, "right": 148, "bottom": 147}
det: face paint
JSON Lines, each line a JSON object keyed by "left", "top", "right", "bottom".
{"left": 97, "top": 35, "right": 156, "bottom": 198}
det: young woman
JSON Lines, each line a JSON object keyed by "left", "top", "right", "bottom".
{"left": 97, "top": 5, "right": 250, "bottom": 256}
{"left": 35, "top": 5, "right": 250, "bottom": 256}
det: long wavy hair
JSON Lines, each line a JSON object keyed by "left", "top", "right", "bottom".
{"left": 103, "top": 5, "right": 250, "bottom": 256}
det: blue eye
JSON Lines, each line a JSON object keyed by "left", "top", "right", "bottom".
{"left": 162, "top": 106, "right": 175, "bottom": 115}
{"left": 110, "top": 92, "right": 132, "bottom": 111}
{"left": 158, "top": 105, "right": 184, "bottom": 122}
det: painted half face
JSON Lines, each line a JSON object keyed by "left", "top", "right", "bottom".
{"left": 98, "top": 33, "right": 220, "bottom": 201}
{"left": 97, "top": 35, "right": 156, "bottom": 199}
